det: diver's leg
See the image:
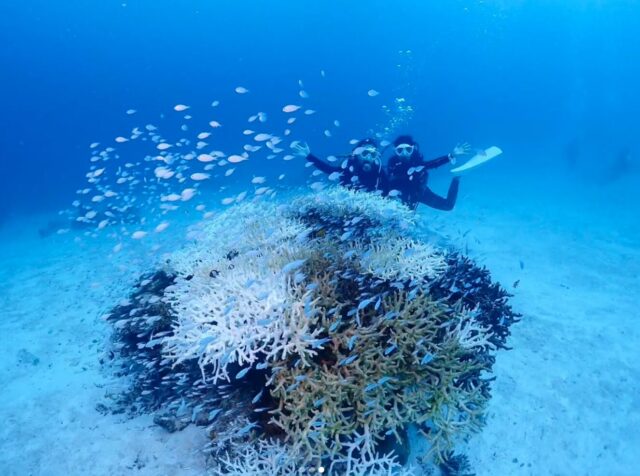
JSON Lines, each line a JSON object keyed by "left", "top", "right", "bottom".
{"left": 419, "top": 177, "right": 460, "bottom": 211}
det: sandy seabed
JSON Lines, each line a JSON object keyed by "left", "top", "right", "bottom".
{"left": 1, "top": 177, "right": 638, "bottom": 476}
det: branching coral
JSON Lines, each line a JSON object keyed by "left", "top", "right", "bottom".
{"left": 210, "top": 438, "right": 419, "bottom": 476}
{"left": 358, "top": 236, "right": 447, "bottom": 282}
{"left": 290, "top": 187, "right": 415, "bottom": 241}
{"left": 267, "top": 286, "right": 490, "bottom": 466}
{"left": 104, "top": 188, "right": 518, "bottom": 474}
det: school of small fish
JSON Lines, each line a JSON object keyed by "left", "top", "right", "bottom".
{"left": 66, "top": 72, "right": 403, "bottom": 256}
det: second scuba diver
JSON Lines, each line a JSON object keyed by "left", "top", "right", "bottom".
{"left": 386, "top": 135, "right": 471, "bottom": 210}
{"left": 291, "top": 138, "right": 387, "bottom": 194}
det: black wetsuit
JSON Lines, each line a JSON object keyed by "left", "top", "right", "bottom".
{"left": 387, "top": 154, "right": 459, "bottom": 210}
{"left": 307, "top": 153, "right": 386, "bottom": 193}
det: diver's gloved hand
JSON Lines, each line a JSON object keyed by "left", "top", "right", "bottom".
{"left": 449, "top": 142, "right": 472, "bottom": 163}
{"left": 291, "top": 141, "right": 311, "bottom": 158}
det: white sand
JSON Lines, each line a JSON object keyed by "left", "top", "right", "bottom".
{"left": 0, "top": 218, "right": 208, "bottom": 476}
{"left": 423, "top": 174, "right": 640, "bottom": 475}
{"left": 0, "top": 177, "right": 638, "bottom": 475}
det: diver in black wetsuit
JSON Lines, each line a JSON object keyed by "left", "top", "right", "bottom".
{"left": 386, "top": 135, "right": 470, "bottom": 210}
{"left": 291, "top": 138, "right": 387, "bottom": 193}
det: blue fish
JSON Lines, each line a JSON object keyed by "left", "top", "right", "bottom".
{"left": 347, "top": 335, "right": 358, "bottom": 350}
{"left": 256, "top": 362, "right": 268, "bottom": 370}
{"left": 357, "top": 298, "right": 373, "bottom": 311}
{"left": 282, "top": 259, "right": 306, "bottom": 274}
{"left": 311, "top": 418, "right": 325, "bottom": 428}
{"left": 364, "top": 383, "right": 378, "bottom": 392}
{"left": 421, "top": 353, "right": 434, "bottom": 365}
{"left": 384, "top": 344, "right": 397, "bottom": 356}
{"left": 237, "top": 423, "right": 256, "bottom": 436}
{"left": 383, "top": 311, "right": 399, "bottom": 321}
{"left": 338, "top": 354, "right": 358, "bottom": 366}
{"left": 208, "top": 408, "right": 222, "bottom": 421}
{"left": 235, "top": 367, "right": 250, "bottom": 380}
{"left": 304, "top": 296, "right": 314, "bottom": 317}
{"left": 313, "top": 397, "right": 327, "bottom": 407}
{"left": 286, "top": 382, "right": 300, "bottom": 392}
{"left": 251, "top": 389, "right": 264, "bottom": 404}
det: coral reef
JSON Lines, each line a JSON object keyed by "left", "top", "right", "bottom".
{"left": 103, "top": 188, "right": 519, "bottom": 474}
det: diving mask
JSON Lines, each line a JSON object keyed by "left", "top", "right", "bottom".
{"left": 354, "top": 146, "right": 380, "bottom": 162}
{"left": 395, "top": 143, "right": 415, "bottom": 157}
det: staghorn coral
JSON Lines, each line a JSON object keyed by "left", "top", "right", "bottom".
{"left": 430, "top": 252, "right": 521, "bottom": 350}
{"left": 358, "top": 236, "right": 447, "bottom": 282}
{"left": 267, "top": 286, "right": 490, "bottom": 467}
{"left": 104, "top": 188, "right": 518, "bottom": 474}
{"left": 209, "top": 438, "right": 420, "bottom": 476}
{"left": 291, "top": 187, "right": 415, "bottom": 241}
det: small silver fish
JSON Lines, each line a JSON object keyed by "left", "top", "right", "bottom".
{"left": 251, "top": 389, "right": 264, "bottom": 404}
{"left": 313, "top": 397, "right": 327, "bottom": 407}
{"left": 235, "top": 367, "right": 250, "bottom": 380}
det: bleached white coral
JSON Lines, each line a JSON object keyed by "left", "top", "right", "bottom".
{"left": 209, "top": 437, "right": 419, "bottom": 476}
{"left": 358, "top": 237, "right": 447, "bottom": 282}
{"left": 291, "top": 187, "right": 415, "bottom": 234}
{"left": 163, "top": 211, "right": 327, "bottom": 383}
{"left": 168, "top": 201, "right": 305, "bottom": 276}
{"left": 449, "top": 306, "right": 496, "bottom": 352}
{"left": 209, "top": 439, "right": 304, "bottom": 476}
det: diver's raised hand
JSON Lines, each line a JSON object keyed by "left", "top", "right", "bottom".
{"left": 291, "top": 141, "right": 310, "bottom": 158}
{"left": 452, "top": 142, "right": 472, "bottom": 158}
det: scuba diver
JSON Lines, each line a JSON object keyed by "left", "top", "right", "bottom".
{"left": 386, "top": 135, "right": 471, "bottom": 210}
{"left": 291, "top": 138, "right": 387, "bottom": 193}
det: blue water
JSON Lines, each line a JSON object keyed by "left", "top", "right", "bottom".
{"left": 2, "top": 0, "right": 639, "bottom": 218}
{"left": 1, "top": 1, "right": 639, "bottom": 475}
